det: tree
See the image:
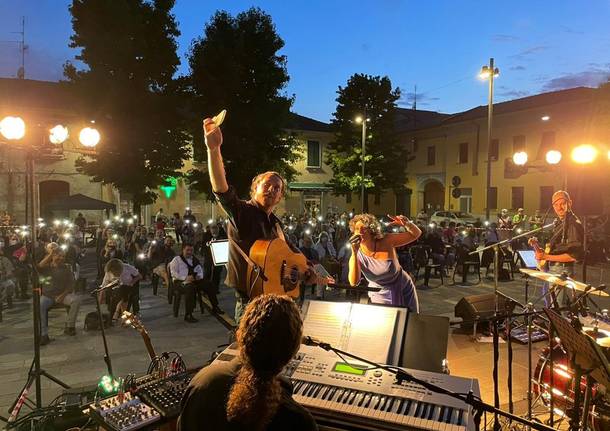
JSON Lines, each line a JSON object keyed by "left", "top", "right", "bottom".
{"left": 326, "top": 74, "right": 406, "bottom": 213}
{"left": 64, "top": 0, "right": 191, "bottom": 211}
{"left": 186, "top": 8, "right": 299, "bottom": 198}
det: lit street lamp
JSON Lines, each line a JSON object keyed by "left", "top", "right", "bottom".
{"left": 0, "top": 115, "right": 101, "bottom": 408}
{"left": 355, "top": 114, "right": 370, "bottom": 212}
{"left": 479, "top": 58, "right": 499, "bottom": 221}
{"left": 49, "top": 124, "right": 69, "bottom": 144}
{"left": 571, "top": 144, "right": 598, "bottom": 164}
{"left": 0, "top": 116, "right": 26, "bottom": 140}
{"left": 79, "top": 126, "right": 101, "bottom": 148}
{"left": 512, "top": 151, "right": 528, "bottom": 166}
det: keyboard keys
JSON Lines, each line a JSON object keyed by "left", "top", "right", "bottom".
{"left": 290, "top": 379, "right": 469, "bottom": 431}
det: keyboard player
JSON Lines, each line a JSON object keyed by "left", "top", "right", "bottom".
{"left": 178, "top": 294, "right": 317, "bottom": 431}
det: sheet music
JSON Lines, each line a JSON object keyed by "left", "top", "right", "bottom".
{"left": 302, "top": 301, "right": 351, "bottom": 348}
{"left": 345, "top": 304, "right": 397, "bottom": 363}
{"left": 302, "top": 301, "right": 398, "bottom": 364}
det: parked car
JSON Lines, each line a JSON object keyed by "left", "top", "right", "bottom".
{"left": 430, "top": 211, "right": 478, "bottom": 226}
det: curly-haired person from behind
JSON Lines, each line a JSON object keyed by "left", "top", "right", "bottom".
{"left": 178, "top": 294, "right": 317, "bottom": 431}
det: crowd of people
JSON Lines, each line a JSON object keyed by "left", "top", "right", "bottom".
{"left": 0, "top": 208, "right": 232, "bottom": 345}
{"left": 1, "top": 200, "right": 608, "bottom": 344}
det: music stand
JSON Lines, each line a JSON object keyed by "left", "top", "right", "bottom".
{"left": 544, "top": 308, "right": 610, "bottom": 431}
{"left": 209, "top": 239, "right": 229, "bottom": 266}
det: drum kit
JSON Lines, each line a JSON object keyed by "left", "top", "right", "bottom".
{"left": 518, "top": 267, "right": 610, "bottom": 431}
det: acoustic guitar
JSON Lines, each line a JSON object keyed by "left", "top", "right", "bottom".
{"left": 248, "top": 238, "right": 338, "bottom": 299}
{"left": 121, "top": 311, "right": 156, "bottom": 360}
{"left": 527, "top": 237, "right": 550, "bottom": 271}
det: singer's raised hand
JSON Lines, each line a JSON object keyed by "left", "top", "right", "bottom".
{"left": 203, "top": 118, "right": 223, "bottom": 151}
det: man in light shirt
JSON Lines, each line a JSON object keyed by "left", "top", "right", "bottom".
{"left": 102, "top": 258, "right": 142, "bottom": 320}
{"left": 169, "top": 243, "right": 223, "bottom": 323}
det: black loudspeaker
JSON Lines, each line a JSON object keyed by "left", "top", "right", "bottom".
{"left": 401, "top": 314, "right": 449, "bottom": 373}
{"left": 454, "top": 293, "right": 516, "bottom": 327}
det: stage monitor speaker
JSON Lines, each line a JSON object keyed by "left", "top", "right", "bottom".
{"left": 400, "top": 313, "right": 449, "bottom": 373}
{"left": 454, "top": 293, "right": 516, "bottom": 327}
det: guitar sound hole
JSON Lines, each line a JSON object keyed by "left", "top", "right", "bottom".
{"left": 289, "top": 266, "right": 299, "bottom": 284}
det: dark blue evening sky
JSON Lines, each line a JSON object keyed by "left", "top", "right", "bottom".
{"left": 1, "top": 1, "right": 609, "bottom": 121}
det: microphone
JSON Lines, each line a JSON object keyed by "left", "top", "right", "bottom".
{"left": 301, "top": 335, "right": 331, "bottom": 350}
{"left": 301, "top": 335, "right": 321, "bottom": 346}
{"left": 349, "top": 234, "right": 362, "bottom": 245}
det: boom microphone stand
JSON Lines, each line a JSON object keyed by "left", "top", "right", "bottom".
{"left": 302, "top": 336, "right": 557, "bottom": 431}
{"left": 470, "top": 222, "right": 554, "bottom": 430}
{"left": 90, "top": 279, "right": 121, "bottom": 377}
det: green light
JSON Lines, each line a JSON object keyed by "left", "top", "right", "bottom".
{"left": 98, "top": 374, "right": 121, "bottom": 395}
{"left": 160, "top": 176, "right": 178, "bottom": 199}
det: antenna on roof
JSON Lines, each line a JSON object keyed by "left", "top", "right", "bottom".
{"left": 1, "top": 16, "right": 26, "bottom": 79}
{"left": 413, "top": 84, "right": 417, "bottom": 111}
{"left": 413, "top": 85, "right": 417, "bottom": 129}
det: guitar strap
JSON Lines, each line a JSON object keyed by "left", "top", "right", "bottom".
{"left": 274, "top": 222, "right": 286, "bottom": 241}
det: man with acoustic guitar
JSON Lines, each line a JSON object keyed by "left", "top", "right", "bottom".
{"left": 203, "top": 114, "right": 322, "bottom": 322}
{"left": 531, "top": 190, "right": 584, "bottom": 307}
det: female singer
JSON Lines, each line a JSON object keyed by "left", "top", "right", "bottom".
{"left": 348, "top": 214, "right": 421, "bottom": 312}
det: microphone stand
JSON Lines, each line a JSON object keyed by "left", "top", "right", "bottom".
{"left": 304, "top": 338, "right": 557, "bottom": 431}
{"left": 90, "top": 282, "right": 119, "bottom": 377}
{"left": 469, "top": 222, "right": 553, "bottom": 430}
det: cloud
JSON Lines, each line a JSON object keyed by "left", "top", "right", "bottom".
{"left": 497, "top": 89, "right": 530, "bottom": 99}
{"left": 509, "top": 65, "right": 526, "bottom": 71}
{"left": 492, "top": 34, "right": 519, "bottom": 43}
{"left": 542, "top": 67, "right": 610, "bottom": 91}
{"left": 509, "top": 45, "right": 549, "bottom": 61}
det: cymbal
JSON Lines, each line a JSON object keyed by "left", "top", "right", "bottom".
{"left": 596, "top": 337, "right": 610, "bottom": 348}
{"left": 519, "top": 268, "right": 609, "bottom": 297}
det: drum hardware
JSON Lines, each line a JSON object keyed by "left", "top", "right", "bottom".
{"left": 471, "top": 222, "right": 554, "bottom": 431}
{"left": 545, "top": 309, "right": 610, "bottom": 431}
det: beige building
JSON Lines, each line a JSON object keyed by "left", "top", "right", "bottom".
{"left": 401, "top": 87, "right": 610, "bottom": 219}
{"left": 3, "top": 79, "right": 608, "bottom": 225}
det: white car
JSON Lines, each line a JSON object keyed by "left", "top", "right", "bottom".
{"left": 429, "top": 211, "right": 478, "bottom": 226}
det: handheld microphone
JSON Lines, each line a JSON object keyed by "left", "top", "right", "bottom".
{"left": 349, "top": 234, "right": 362, "bottom": 245}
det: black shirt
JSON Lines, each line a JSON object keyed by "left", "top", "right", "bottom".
{"left": 178, "top": 358, "right": 317, "bottom": 431}
{"left": 40, "top": 264, "right": 74, "bottom": 298}
{"left": 548, "top": 212, "right": 584, "bottom": 262}
{"left": 215, "top": 186, "right": 285, "bottom": 294}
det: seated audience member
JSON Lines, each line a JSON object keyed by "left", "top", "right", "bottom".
{"left": 169, "top": 243, "right": 223, "bottom": 323}
{"left": 178, "top": 294, "right": 317, "bottom": 431}
{"left": 148, "top": 236, "right": 175, "bottom": 289}
{"left": 37, "top": 248, "right": 82, "bottom": 345}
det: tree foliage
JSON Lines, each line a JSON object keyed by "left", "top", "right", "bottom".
{"left": 326, "top": 73, "right": 406, "bottom": 212}
{"left": 64, "top": 0, "right": 190, "bottom": 209}
{"left": 186, "top": 7, "right": 299, "bottom": 198}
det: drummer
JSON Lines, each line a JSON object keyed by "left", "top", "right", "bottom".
{"left": 534, "top": 190, "right": 584, "bottom": 307}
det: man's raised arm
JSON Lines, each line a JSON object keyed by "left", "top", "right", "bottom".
{"left": 203, "top": 118, "right": 229, "bottom": 193}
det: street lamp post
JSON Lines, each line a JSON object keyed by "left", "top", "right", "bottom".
{"left": 355, "top": 114, "right": 369, "bottom": 213}
{"left": 0, "top": 117, "right": 100, "bottom": 413}
{"left": 480, "top": 58, "right": 499, "bottom": 221}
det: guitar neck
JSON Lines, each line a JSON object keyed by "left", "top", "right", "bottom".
{"left": 140, "top": 331, "right": 156, "bottom": 360}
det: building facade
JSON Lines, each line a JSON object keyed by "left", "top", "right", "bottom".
{"left": 400, "top": 87, "right": 610, "bottom": 219}
{"left": 3, "top": 79, "right": 608, "bottom": 226}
